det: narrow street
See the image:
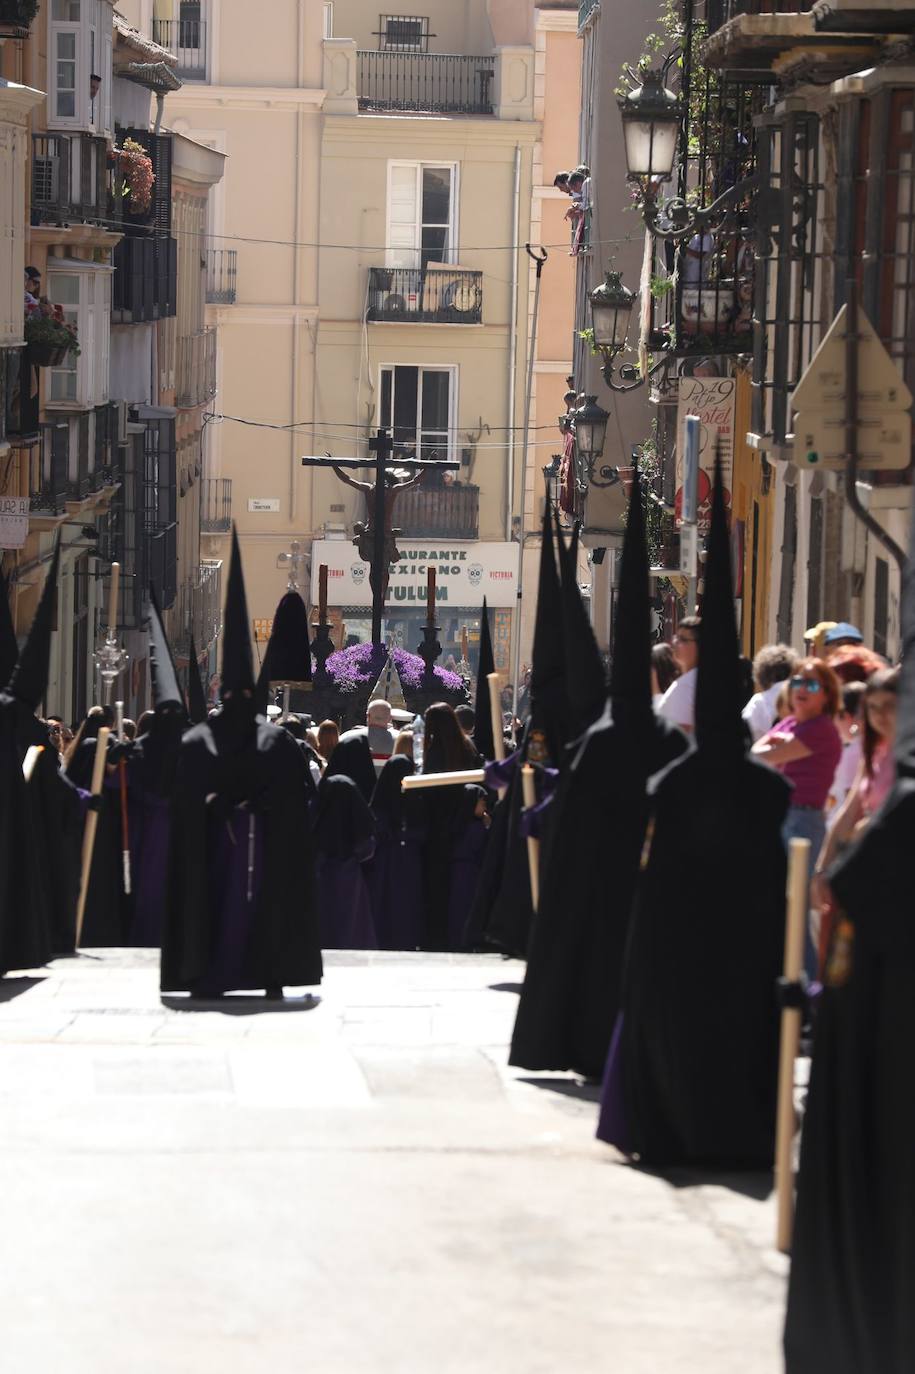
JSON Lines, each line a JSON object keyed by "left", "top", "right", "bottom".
{"left": 0, "top": 951, "right": 786, "bottom": 1373}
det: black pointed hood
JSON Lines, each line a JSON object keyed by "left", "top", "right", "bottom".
{"left": 555, "top": 512, "right": 605, "bottom": 734}
{"left": 694, "top": 456, "right": 746, "bottom": 759}
{"left": 8, "top": 538, "right": 59, "bottom": 711}
{"left": 472, "top": 597, "right": 496, "bottom": 761}
{"left": 609, "top": 471, "right": 652, "bottom": 713}
{"left": 148, "top": 586, "right": 183, "bottom": 711}
{"left": 0, "top": 567, "right": 18, "bottom": 687}
{"left": 264, "top": 590, "right": 312, "bottom": 684}
{"left": 527, "top": 502, "right": 570, "bottom": 764}
{"left": 186, "top": 634, "right": 207, "bottom": 725}
{"left": 895, "top": 498, "right": 915, "bottom": 779}
{"left": 221, "top": 525, "right": 255, "bottom": 696}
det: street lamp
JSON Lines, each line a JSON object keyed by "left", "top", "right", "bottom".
{"left": 618, "top": 67, "right": 681, "bottom": 184}
{"left": 542, "top": 454, "right": 562, "bottom": 511}
{"left": 573, "top": 394, "right": 619, "bottom": 490}
{"left": 588, "top": 268, "right": 672, "bottom": 394}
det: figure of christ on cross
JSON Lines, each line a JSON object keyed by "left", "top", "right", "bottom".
{"left": 301, "top": 429, "right": 461, "bottom": 646}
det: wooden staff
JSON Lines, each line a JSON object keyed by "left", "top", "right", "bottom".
{"left": 115, "top": 701, "right": 131, "bottom": 895}
{"left": 426, "top": 564, "right": 436, "bottom": 626}
{"left": 521, "top": 763, "right": 539, "bottom": 913}
{"left": 318, "top": 563, "right": 328, "bottom": 622}
{"left": 75, "top": 726, "right": 111, "bottom": 947}
{"left": 108, "top": 562, "right": 120, "bottom": 633}
{"left": 775, "top": 836, "right": 811, "bottom": 1254}
{"left": 402, "top": 768, "right": 486, "bottom": 791}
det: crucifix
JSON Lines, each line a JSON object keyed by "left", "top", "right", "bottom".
{"left": 301, "top": 428, "right": 460, "bottom": 646}
{"left": 276, "top": 538, "right": 307, "bottom": 592}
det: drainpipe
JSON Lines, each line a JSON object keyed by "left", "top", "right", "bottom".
{"left": 153, "top": 92, "right": 165, "bottom": 135}
{"left": 506, "top": 144, "right": 521, "bottom": 542}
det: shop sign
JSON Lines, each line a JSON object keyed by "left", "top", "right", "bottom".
{"left": 675, "top": 376, "right": 736, "bottom": 530}
{"left": 0, "top": 496, "right": 29, "bottom": 550}
{"left": 310, "top": 539, "right": 519, "bottom": 609}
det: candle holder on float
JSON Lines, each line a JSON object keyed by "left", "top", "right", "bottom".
{"left": 95, "top": 628, "right": 129, "bottom": 706}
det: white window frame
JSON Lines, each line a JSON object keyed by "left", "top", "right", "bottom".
{"left": 45, "top": 260, "right": 112, "bottom": 410}
{"left": 386, "top": 161, "right": 459, "bottom": 270}
{"left": 378, "top": 363, "right": 457, "bottom": 464}
{"left": 47, "top": 0, "right": 113, "bottom": 135}
{"left": 323, "top": 2, "right": 334, "bottom": 38}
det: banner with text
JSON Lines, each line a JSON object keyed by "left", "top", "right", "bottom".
{"left": 675, "top": 376, "right": 736, "bottom": 530}
{"left": 310, "top": 539, "right": 519, "bottom": 610}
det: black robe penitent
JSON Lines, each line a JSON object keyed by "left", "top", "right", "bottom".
{"left": 0, "top": 695, "right": 53, "bottom": 973}
{"left": 784, "top": 777, "right": 915, "bottom": 1374}
{"left": 606, "top": 751, "right": 790, "bottom": 1168}
{"left": 161, "top": 715, "right": 322, "bottom": 993}
{"left": 510, "top": 704, "right": 687, "bottom": 1079}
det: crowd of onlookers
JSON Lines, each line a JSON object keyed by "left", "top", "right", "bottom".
{"left": 653, "top": 616, "right": 899, "bottom": 977}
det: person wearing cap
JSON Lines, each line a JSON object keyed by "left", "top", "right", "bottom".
{"left": 803, "top": 620, "right": 837, "bottom": 658}
{"left": 823, "top": 621, "right": 864, "bottom": 651}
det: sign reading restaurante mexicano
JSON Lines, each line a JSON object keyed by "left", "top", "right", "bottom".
{"left": 310, "top": 539, "right": 519, "bottom": 609}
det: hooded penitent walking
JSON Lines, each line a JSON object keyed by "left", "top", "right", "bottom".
{"left": 368, "top": 754, "right": 424, "bottom": 951}
{"left": 598, "top": 460, "right": 789, "bottom": 1167}
{"left": 467, "top": 504, "right": 570, "bottom": 957}
{"left": 784, "top": 505, "right": 915, "bottom": 1374}
{"left": 161, "top": 528, "right": 322, "bottom": 998}
{"left": 0, "top": 545, "right": 60, "bottom": 972}
{"left": 510, "top": 478, "right": 687, "bottom": 1079}
{"left": 127, "top": 591, "right": 187, "bottom": 947}
{"left": 314, "top": 774, "right": 377, "bottom": 950}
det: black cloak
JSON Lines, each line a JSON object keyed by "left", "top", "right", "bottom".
{"left": 160, "top": 528, "right": 322, "bottom": 994}
{"left": 313, "top": 774, "right": 376, "bottom": 863}
{"left": 601, "top": 460, "right": 790, "bottom": 1166}
{"left": 187, "top": 633, "right": 208, "bottom": 725}
{"left": 65, "top": 710, "right": 125, "bottom": 947}
{"left": 784, "top": 502, "right": 915, "bottom": 1373}
{"left": 471, "top": 597, "right": 496, "bottom": 762}
{"left": 324, "top": 731, "right": 378, "bottom": 805}
{"left": 510, "top": 475, "right": 687, "bottom": 1078}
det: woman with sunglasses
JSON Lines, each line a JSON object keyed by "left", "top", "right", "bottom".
{"left": 752, "top": 659, "right": 842, "bottom": 976}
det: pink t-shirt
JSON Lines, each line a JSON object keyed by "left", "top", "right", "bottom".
{"left": 860, "top": 741, "right": 895, "bottom": 816}
{"left": 769, "top": 714, "right": 843, "bottom": 809}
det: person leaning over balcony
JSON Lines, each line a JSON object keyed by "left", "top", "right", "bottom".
{"left": 656, "top": 617, "right": 701, "bottom": 733}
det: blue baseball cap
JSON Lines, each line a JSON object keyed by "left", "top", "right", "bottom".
{"left": 824, "top": 622, "right": 863, "bottom": 645}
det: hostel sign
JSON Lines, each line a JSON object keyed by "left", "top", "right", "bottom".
{"left": 311, "top": 539, "right": 519, "bottom": 609}
{"left": 0, "top": 496, "right": 29, "bottom": 550}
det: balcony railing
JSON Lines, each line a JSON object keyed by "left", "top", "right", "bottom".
{"left": 31, "top": 421, "right": 69, "bottom": 513}
{"left": 366, "top": 267, "right": 483, "bottom": 324}
{"left": 176, "top": 328, "right": 217, "bottom": 408}
{"left": 206, "top": 249, "right": 237, "bottom": 305}
{"left": 578, "top": 0, "right": 600, "bottom": 30}
{"left": 152, "top": 18, "right": 207, "bottom": 79}
{"left": 173, "top": 558, "right": 222, "bottom": 657}
{"left": 3, "top": 348, "right": 39, "bottom": 444}
{"left": 357, "top": 52, "right": 496, "bottom": 114}
{"left": 200, "top": 476, "right": 232, "bottom": 532}
{"left": 707, "top": 0, "right": 813, "bottom": 24}
{"left": 32, "top": 133, "right": 117, "bottom": 227}
{"left": 395, "top": 482, "right": 479, "bottom": 539}
{"left": 0, "top": 0, "right": 38, "bottom": 35}
{"left": 112, "top": 234, "right": 177, "bottom": 323}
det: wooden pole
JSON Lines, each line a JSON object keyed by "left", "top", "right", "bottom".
{"left": 775, "top": 836, "right": 811, "bottom": 1254}
{"left": 318, "top": 564, "right": 328, "bottom": 622}
{"left": 402, "top": 768, "right": 486, "bottom": 791}
{"left": 426, "top": 564, "right": 436, "bottom": 627}
{"left": 487, "top": 672, "right": 505, "bottom": 762}
{"left": 521, "top": 762, "right": 539, "bottom": 913}
{"left": 75, "top": 726, "right": 111, "bottom": 947}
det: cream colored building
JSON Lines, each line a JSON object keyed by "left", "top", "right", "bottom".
{"left": 118, "top": 0, "right": 540, "bottom": 683}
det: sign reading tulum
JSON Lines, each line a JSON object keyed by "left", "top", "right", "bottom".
{"left": 310, "top": 539, "right": 519, "bottom": 608}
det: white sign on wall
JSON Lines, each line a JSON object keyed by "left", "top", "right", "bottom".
{"left": 310, "top": 538, "right": 519, "bottom": 609}
{"left": 0, "top": 496, "right": 29, "bottom": 550}
{"left": 248, "top": 498, "right": 280, "bottom": 513}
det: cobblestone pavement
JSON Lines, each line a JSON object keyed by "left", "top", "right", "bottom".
{"left": 0, "top": 951, "right": 787, "bottom": 1373}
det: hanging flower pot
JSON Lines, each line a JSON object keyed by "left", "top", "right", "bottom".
{"left": 24, "top": 307, "right": 80, "bottom": 367}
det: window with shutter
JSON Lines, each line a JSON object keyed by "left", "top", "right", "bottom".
{"left": 386, "top": 162, "right": 456, "bottom": 269}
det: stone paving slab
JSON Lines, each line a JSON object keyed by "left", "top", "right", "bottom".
{"left": 0, "top": 950, "right": 788, "bottom": 1373}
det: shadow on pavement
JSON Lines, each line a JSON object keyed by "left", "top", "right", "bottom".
{"left": 489, "top": 981, "right": 523, "bottom": 995}
{"left": 631, "top": 1162, "right": 774, "bottom": 1201}
{"left": 516, "top": 1074, "right": 602, "bottom": 1103}
{"left": 0, "top": 975, "right": 45, "bottom": 1003}
{"left": 161, "top": 993, "right": 322, "bottom": 1017}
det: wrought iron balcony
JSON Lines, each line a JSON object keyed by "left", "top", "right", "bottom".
{"left": 31, "top": 421, "right": 70, "bottom": 514}
{"left": 708, "top": 0, "right": 813, "bottom": 22}
{"left": 112, "top": 234, "right": 177, "bottom": 323}
{"left": 357, "top": 52, "right": 495, "bottom": 114}
{"left": 176, "top": 328, "right": 217, "bottom": 408}
{"left": 206, "top": 250, "right": 237, "bottom": 305}
{"left": 2, "top": 348, "right": 39, "bottom": 444}
{"left": 578, "top": 0, "right": 600, "bottom": 30}
{"left": 200, "top": 476, "right": 232, "bottom": 532}
{"left": 152, "top": 18, "right": 207, "bottom": 79}
{"left": 395, "top": 482, "right": 479, "bottom": 540}
{"left": 0, "top": 0, "right": 38, "bottom": 36}
{"left": 173, "top": 559, "right": 222, "bottom": 657}
{"left": 704, "top": 0, "right": 816, "bottom": 70}
{"left": 31, "top": 133, "right": 116, "bottom": 227}
{"left": 366, "top": 267, "right": 483, "bottom": 324}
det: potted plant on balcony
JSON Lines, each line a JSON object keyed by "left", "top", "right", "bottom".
{"left": 24, "top": 302, "right": 80, "bottom": 368}
{"left": 112, "top": 138, "right": 155, "bottom": 215}
{"left": 0, "top": 0, "right": 40, "bottom": 34}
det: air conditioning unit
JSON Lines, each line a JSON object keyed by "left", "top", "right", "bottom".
{"left": 381, "top": 288, "right": 417, "bottom": 317}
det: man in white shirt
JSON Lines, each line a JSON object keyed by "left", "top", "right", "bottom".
{"left": 742, "top": 643, "right": 797, "bottom": 742}
{"left": 657, "top": 616, "right": 701, "bottom": 732}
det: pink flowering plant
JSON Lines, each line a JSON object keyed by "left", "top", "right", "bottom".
{"left": 114, "top": 138, "right": 155, "bottom": 214}
{"left": 324, "top": 643, "right": 464, "bottom": 695}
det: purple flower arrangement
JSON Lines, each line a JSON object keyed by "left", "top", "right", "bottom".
{"left": 323, "top": 643, "right": 464, "bottom": 695}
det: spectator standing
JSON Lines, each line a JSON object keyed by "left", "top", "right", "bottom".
{"left": 829, "top": 681, "right": 865, "bottom": 811}
{"left": 741, "top": 643, "right": 797, "bottom": 742}
{"left": 316, "top": 719, "right": 339, "bottom": 763}
{"left": 656, "top": 617, "right": 701, "bottom": 732}
{"left": 366, "top": 698, "right": 396, "bottom": 765}
{"left": 650, "top": 642, "right": 680, "bottom": 705}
